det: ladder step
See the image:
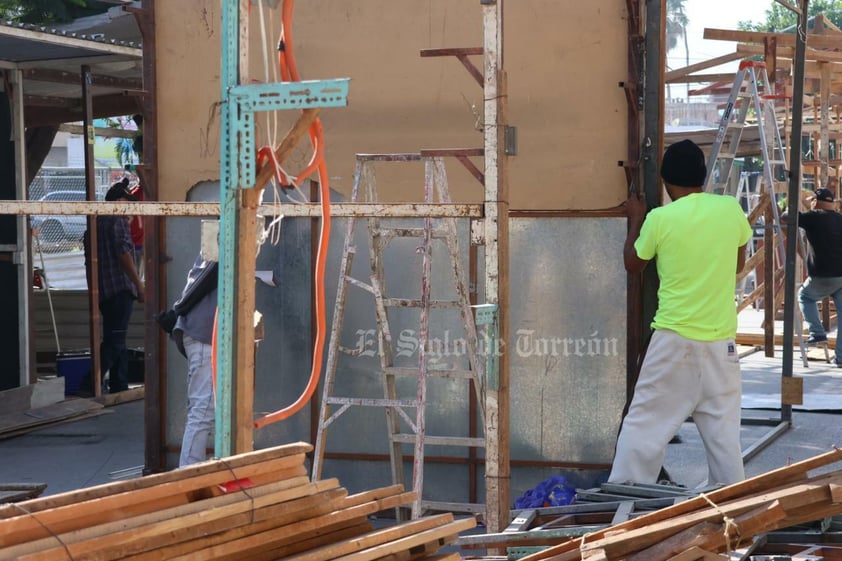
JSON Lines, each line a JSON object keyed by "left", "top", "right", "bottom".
{"left": 374, "top": 226, "right": 449, "bottom": 239}
{"left": 325, "top": 397, "right": 420, "bottom": 408}
{"left": 384, "top": 366, "right": 477, "bottom": 380}
{"left": 344, "top": 275, "right": 375, "bottom": 294}
{"left": 383, "top": 298, "right": 463, "bottom": 308}
{"left": 391, "top": 434, "right": 486, "bottom": 447}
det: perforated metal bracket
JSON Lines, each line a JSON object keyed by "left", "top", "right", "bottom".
{"left": 227, "top": 78, "right": 350, "bottom": 189}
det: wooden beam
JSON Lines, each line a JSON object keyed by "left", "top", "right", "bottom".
{"left": 21, "top": 68, "right": 142, "bottom": 91}
{"left": 664, "top": 52, "right": 744, "bottom": 82}
{"left": 482, "top": 0, "right": 510, "bottom": 537}
{"left": 57, "top": 123, "right": 137, "bottom": 138}
{"left": 705, "top": 27, "right": 842, "bottom": 50}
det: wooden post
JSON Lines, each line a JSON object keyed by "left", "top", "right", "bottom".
{"left": 482, "top": 0, "right": 510, "bottom": 535}
{"left": 82, "top": 65, "right": 102, "bottom": 398}
{"left": 9, "top": 69, "right": 31, "bottom": 385}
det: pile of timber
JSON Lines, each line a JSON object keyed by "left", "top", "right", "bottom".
{"left": 510, "top": 448, "right": 842, "bottom": 561}
{"left": 0, "top": 442, "right": 475, "bottom": 561}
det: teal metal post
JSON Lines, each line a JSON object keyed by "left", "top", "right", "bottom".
{"left": 216, "top": 0, "right": 241, "bottom": 457}
{"left": 215, "top": 2, "right": 349, "bottom": 457}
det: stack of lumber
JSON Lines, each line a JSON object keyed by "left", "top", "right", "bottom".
{"left": 513, "top": 448, "right": 842, "bottom": 561}
{"left": 0, "top": 442, "right": 475, "bottom": 561}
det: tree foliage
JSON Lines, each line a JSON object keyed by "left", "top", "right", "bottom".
{"left": 738, "top": 0, "right": 842, "bottom": 32}
{"left": 0, "top": 0, "right": 112, "bottom": 24}
{"left": 666, "top": 0, "right": 689, "bottom": 53}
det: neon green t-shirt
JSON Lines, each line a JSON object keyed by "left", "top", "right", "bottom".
{"left": 635, "top": 192, "right": 753, "bottom": 341}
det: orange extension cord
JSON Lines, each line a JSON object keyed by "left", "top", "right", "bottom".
{"left": 212, "top": 0, "right": 331, "bottom": 430}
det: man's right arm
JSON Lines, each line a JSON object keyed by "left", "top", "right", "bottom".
{"left": 624, "top": 193, "right": 650, "bottom": 274}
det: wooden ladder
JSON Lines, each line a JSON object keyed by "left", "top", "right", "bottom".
{"left": 312, "top": 153, "right": 485, "bottom": 519}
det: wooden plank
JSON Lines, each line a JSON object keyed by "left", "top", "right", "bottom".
{"left": 625, "top": 500, "right": 786, "bottom": 561}
{"left": 0, "top": 484, "right": 47, "bottom": 503}
{"left": 579, "top": 479, "right": 839, "bottom": 560}
{"left": 704, "top": 27, "right": 842, "bottom": 50}
{"left": 0, "top": 409, "right": 112, "bottom": 441}
{"left": 518, "top": 448, "right": 842, "bottom": 561}
{"left": 665, "top": 52, "right": 744, "bottom": 82}
{"left": 0, "top": 442, "right": 312, "bottom": 518}
{"left": 332, "top": 517, "right": 476, "bottom": 561}
{"left": 163, "top": 492, "right": 418, "bottom": 561}
{"left": 121, "top": 488, "right": 352, "bottom": 561}
{"left": 93, "top": 387, "right": 144, "bottom": 407}
{"left": 365, "top": 535, "right": 459, "bottom": 561}
{"left": 11, "top": 478, "right": 339, "bottom": 561}
{"left": 243, "top": 522, "right": 375, "bottom": 561}
{"left": 0, "top": 399, "right": 103, "bottom": 436}
{"left": 282, "top": 513, "right": 455, "bottom": 561}
{"left": 342, "top": 485, "right": 407, "bottom": 508}
{"left": 0, "top": 456, "right": 309, "bottom": 547}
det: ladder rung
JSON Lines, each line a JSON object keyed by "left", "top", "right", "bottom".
{"left": 767, "top": 160, "right": 786, "bottom": 166}
{"left": 383, "top": 298, "right": 463, "bottom": 308}
{"left": 384, "top": 366, "right": 476, "bottom": 380}
{"left": 374, "top": 226, "right": 449, "bottom": 239}
{"left": 325, "top": 397, "right": 420, "bottom": 408}
{"left": 391, "top": 434, "right": 486, "bottom": 447}
{"left": 345, "top": 276, "right": 375, "bottom": 294}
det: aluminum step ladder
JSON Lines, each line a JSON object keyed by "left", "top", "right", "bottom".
{"left": 705, "top": 60, "right": 810, "bottom": 367}
{"left": 312, "top": 153, "right": 486, "bottom": 519}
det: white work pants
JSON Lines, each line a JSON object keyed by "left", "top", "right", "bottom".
{"left": 608, "top": 329, "right": 745, "bottom": 486}
{"left": 179, "top": 334, "right": 215, "bottom": 467}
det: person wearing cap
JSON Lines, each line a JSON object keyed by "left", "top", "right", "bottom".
{"left": 608, "top": 139, "right": 753, "bottom": 487}
{"left": 84, "top": 178, "right": 145, "bottom": 393}
{"left": 785, "top": 187, "right": 842, "bottom": 364}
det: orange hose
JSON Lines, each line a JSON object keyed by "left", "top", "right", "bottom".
{"left": 233, "top": 0, "right": 329, "bottom": 429}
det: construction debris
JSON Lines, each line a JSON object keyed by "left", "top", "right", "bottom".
{"left": 492, "top": 448, "right": 842, "bottom": 561}
{"left": 0, "top": 442, "right": 475, "bottom": 561}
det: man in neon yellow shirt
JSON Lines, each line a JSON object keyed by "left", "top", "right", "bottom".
{"left": 608, "top": 139, "right": 753, "bottom": 486}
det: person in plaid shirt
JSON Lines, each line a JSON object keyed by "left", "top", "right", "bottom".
{"left": 85, "top": 178, "right": 145, "bottom": 393}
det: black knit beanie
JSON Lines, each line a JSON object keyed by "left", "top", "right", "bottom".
{"left": 660, "top": 139, "right": 707, "bottom": 187}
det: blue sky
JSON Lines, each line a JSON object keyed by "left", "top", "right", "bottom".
{"left": 667, "top": 0, "right": 777, "bottom": 70}
{"left": 666, "top": 1, "right": 781, "bottom": 100}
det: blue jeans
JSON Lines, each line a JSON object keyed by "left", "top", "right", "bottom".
{"left": 798, "top": 276, "right": 842, "bottom": 363}
{"left": 179, "top": 334, "right": 215, "bottom": 467}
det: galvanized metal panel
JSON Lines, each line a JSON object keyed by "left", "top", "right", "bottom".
{"left": 507, "top": 217, "right": 626, "bottom": 466}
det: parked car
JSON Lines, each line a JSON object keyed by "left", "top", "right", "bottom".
{"left": 31, "top": 190, "right": 89, "bottom": 245}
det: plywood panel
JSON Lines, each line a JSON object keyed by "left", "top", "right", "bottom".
{"left": 155, "top": 1, "right": 628, "bottom": 211}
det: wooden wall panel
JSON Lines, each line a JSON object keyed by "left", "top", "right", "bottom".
{"left": 156, "top": 1, "right": 628, "bottom": 211}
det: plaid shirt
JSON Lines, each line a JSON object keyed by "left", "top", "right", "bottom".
{"left": 88, "top": 216, "right": 136, "bottom": 302}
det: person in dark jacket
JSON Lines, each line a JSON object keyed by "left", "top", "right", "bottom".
{"left": 172, "top": 255, "right": 218, "bottom": 466}
{"left": 791, "top": 188, "right": 842, "bottom": 365}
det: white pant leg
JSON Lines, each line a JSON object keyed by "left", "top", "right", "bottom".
{"left": 179, "top": 334, "right": 215, "bottom": 467}
{"left": 608, "top": 330, "right": 700, "bottom": 484}
{"left": 693, "top": 339, "right": 745, "bottom": 485}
